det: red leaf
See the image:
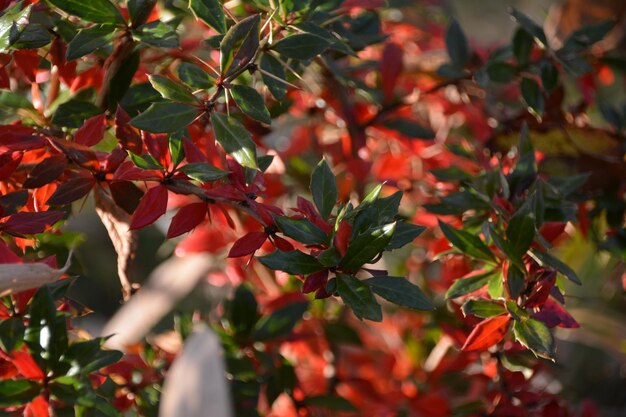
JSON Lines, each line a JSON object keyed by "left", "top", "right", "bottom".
{"left": 302, "top": 270, "right": 329, "bottom": 293}
{"left": 0, "top": 151, "right": 22, "bottom": 181}
{"left": 25, "top": 395, "right": 49, "bottom": 417}
{"left": 381, "top": 42, "right": 403, "bottom": 103}
{"left": 11, "top": 349, "right": 44, "bottom": 380}
{"left": 333, "top": 220, "right": 352, "bottom": 257}
{"left": 228, "top": 231, "right": 267, "bottom": 257}
{"left": 130, "top": 185, "right": 168, "bottom": 230}
{"left": 23, "top": 155, "right": 68, "bottom": 189}
{"left": 167, "top": 202, "right": 208, "bottom": 238}
{"left": 0, "top": 240, "right": 21, "bottom": 263}
{"left": 532, "top": 298, "right": 579, "bottom": 329}
{"left": 115, "top": 106, "right": 142, "bottom": 154}
{"left": 2, "top": 211, "right": 65, "bottom": 234}
{"left": 48, "top": 138, "right": 99, "bottom": 170}
{"left": 142, "top": 131, "right": 170, "bottom": 167}
{"left": 272, "top": 235, "right": 294, "bottom": 252}
{"left": 0, "top": 125, "right": 46, "bottom": 152}
{"left": 461, "top": 315, "right": 511, "bottom": 351}
{"left": 75, "top": 114, "right": 107, "bottom": 147}
{"left": 46, "top": 176, "right": 96, "bottom": 206}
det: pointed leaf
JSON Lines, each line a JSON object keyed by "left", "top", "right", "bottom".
{"left": 274, "top": 216, "right": 328, "bottom": 246}
{"left": 189, "top": 0, "right": 226, "bottom": 34}
{"left": 228, "top": 231, "right": 267, "bottom": 258}
{"left": 439, "top": 221, "right": 495, "bottom": 262}
{"left": 66, "top": 25, "right": 116, "bottom": 61}
{"left": 258, "top": 250, "right": 324, "bottom": 275}
{"left": 271, "top": 33, "right": 331, "bottom": 61}
{"left": 131, "top": 102, "right": 200, "bottom": 133}
{"left": 445, "top": 270, "right": 495, "bottom": 299}
{"left": 336, "top": 274, "right": 382, "bottom": 322}
{"left": 48, "top": 0, "right": 124, "bottom": 24}
{"left": 230, "top": 84, "right": 271, "bottom": 124}
{"left": 167, "top": 202, "right": 207, "bottom": 238}
{"left": 513, "top": 318, "right": 555, "bottom": 360}
{"left": 149, "top": 75, "right": 197, "bottom": 104}
{"left": 461, "top": 315, "right": 510, "bottom": 351}
{"left": 340, "top": 222, "right": 395, "bottom": 271}
{"left": 129, "top": 185, "right": 168, "bottom": 230}
{"left": 364, "top": 276, "right": 433, "bottom": 310}
{"left": 310, "top": 159, "right": 337, "bottom": 220}
{"left": 179, "top": 162, "right": 229, "bottom": 182}
{"left": 253, "top": 301, "right": 308, "bottom": 341}
{"left": 210, "top": 112, "right": 258, "bottom": 169}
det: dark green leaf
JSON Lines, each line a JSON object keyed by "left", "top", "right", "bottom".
{"left": 0, "top": 380, "right": 38, "bottom": 407}
{"left": 385, "top": 222, "right": 426, "bottom": 250}
{"left": 340, "top": 222, "right": 395, "bottom": 271}
{"left": 512, "top": 28, "right": 533, "bottom": 66}
{"left": 486, "top": 61, "right": 517, "bottom": 83}
{"left": 275, "top": 216, "right": 328, "bottom": 246}
{"left": 131, "top": 102, "right": 199, "bottom": 133}
{"left": 272, "top": 33, "right": 331, "bottom": 60}
{"left": 258, "top": 154, "right": 274, "bottom": 172}
{"left": 520, "top": 77, "right": 544, "bottom": 115}
{"left": 127, "top": 0, "right": 157, "bottom": 28}
{"left": 506, "top": 264, "right": 525, "bottom": 298}
{"left": 364, "top": 276, "right": 433, "bottom": 310}
{"left": 562, "top": 20, "right": 615, "bottom": 53}
{"left": 148, "top": 75, "right": 197, "bottom": 103}
{"left": 230, "top": 84, "right": 271, "bottom": 123}
{"left": 461, "top": 299, "right": 506, "bottom": 318}
{"left": 430, "top": 166, "right": 472, "bottom": 182}
{"left": 303, "top": 396, "right": 357, "bottom": 411}
{"left": 540, "top": 61, "right": 558, "bottom": 94}
{"left": 177, "top": 62, "right": 213, "bottom": 89}
{"left": 0, "top": 316, "right": 25, "bottom": 352}
{"left": 51, "top": 100, "right": 102, "bottom": 128}
{"left": 439, "top": 221, "right": 495, "bottom": 262}
{"left": 253, "top": 301, "right": 308, "bottom": 341}
{"left": 445, "top": 19, "right": 470, "bottom": 67}
{"left": 105, "top": 49, "right": 140, "bottom": 111}
{"left": 531, "top": 250, "right": 581, "bottom": 285}
{"left": 513, "top": 318, "right": 555, "bottom": 360}
{"left": 179, "top": 162, "right": 229, "bottom": 182}
{"left": 134, "top": 20, "right": 179, "bottom": 48}
{"left": 258, "top": 249, "right": 325, "bottom": 275}
{"left": 310, "top": 159, "right": 337, "bottom": 220}
{"left": 220, "top": 14, "right": 260, "bottom": 77}
{"left": 225, "top": 285, "right": 258, "bottom": 337}
{"left": 510, "top": 8, "right": 547, "bottom": 48}
{"left": 506, "top": 211, "right": 535, "bottom": 257}
{"left": 381, "top": 118, "right": 435, "bottom": 140}
{"left": 260, "top": 53, "right": 287, "bottom": 100}
{"left": 66, "top": 25, "right": 116, "bottom": 60}
{"left": 24, "top": 286, "right": 68, "bottom": 362}
{"left": 189, "top": 0, "right": 226, "bottom": 34}
{"left": 445, "top": 270, "right": 494, "bottom": 299}
{"left": 169, "top": 132, "right": 185, "bottom": 167}
{"left": 336, "top": 274, "right": 382, "bottom": 322}
{"left": 48, "top": 0, "right": 123, "bottom": 24}
{"left": 10, "top": 23, "right": 52, "bottom": 49}
{"left": 210, "top": 112, "right": 258, "bottom": 169}
{"left": 0, "top": 3, "right": 32, "bottom": 51}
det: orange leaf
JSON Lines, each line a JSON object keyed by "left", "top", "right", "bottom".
{"left": 461, "top": 315, "right": 511, "bottom": 351}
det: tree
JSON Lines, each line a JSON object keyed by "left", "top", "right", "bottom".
{"left": 0, "top": 0, "right": 624, "bottom": 416}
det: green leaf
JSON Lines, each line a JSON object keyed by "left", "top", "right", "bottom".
{"left": 10, "top": 23, "right": 52, "bottom": 49}
{"left": 148, "top": 75, "right": 197, "bottom": 103}
{"left": 130, "top": 102, "right": 199, "bottom": 133}
{"left": 486, "top": 61, "right": 517, "bottom": 83}
{"left": 438, "top": 221, "right": 496, "bottom": 262}
{"left": 260, "top": 53, "right": 287, "bottom": 100}
{"left": 272, "top": 33, "right": 331, "bottom": 60}
{"left": 506, "top": 264, "right": 525, "bottom": 299}
{"left": 540, "top": 61, "right": 558, "bottom": 94}
{"left": 310, "top": 159, "right": 337, "bottom": 220}
{"left": 134, "top": 20, "right": 179, "bottom": 48}
{"left": 385, "top": 222, "right": 426, "bottom": 250}
{"left": 24, "top": 286, "right": 68, "bottom": 362}
{"left": 258, "top": 249, "right": 325, "bottom": 275}
{"left": 520, "top": 77, "right": 544, "bottom": 115}
{"left": 0, "top": 89, "right": 34, "bottom": 110}
{"left": 364, "top": 276, "right": 433, "bottom": 310}
{"left": 340, "top": 222, "right": 396, "bottom": 271}
{"left": 512, "top": 28, "right": 533, "bottom": 66}
{"left": 0, "top": 380, "right": 38, "bottom": 407}
{"left": 66, "top": 25, "right": 116, "bottom": 61}
{"left": 210, "top": 112, "right": 258, "bottom": 169}
{"left": 461, "top": 299, "right": 506, "bottom": 318}
{"left": 336, "top": 274, "right": 382, "bottom": 322}
{"left": 179, "top": 162, "right": 229, "bottom": 182}
{"left": 0, "top": 316, "right": 25, "bottom": 352}
{"left": 510, "top": 8, "right": 547, "bottom": 48}
{"left": 506, "top": 211, "right": 535, "bottom": 257}
{"left": 177, "top": 62, "right": 213, "bottom": 89}
{"left": 106, "top": 50, "right": 140, "bottom": 111}
{"left": 51, "top": 100, "right": 102, "bottom": 128}
{"left": 445, "top": 19, "right": 470, "bottom": 67}
{"left": 230, "top": 84, "right": 271, "bottom": 124}
{"left": 303, "top": 396, "right": 357, "bottom": 411}
{"left": 127, "top": 0, "right": 157, "bottom": 28}
{"left": 530, "top": 250, "right": 582, "bottom": 285}
{"left": 561, "top": 20, "right": 614, "bottom": 53}
{"left": 189, "top": 0, "right": 226, "bottom": 34}
{"left": 513, "top": 318, "right": 555, "bottom": 360}
{"left": 488, "top": 271, "right": 504, "bottom": 299}
{"left": 274, "top": 216, "right": 328, "bottom": 246}
{"left": 445, "top": 270, "right": 494, "bottom": 299}
{"left": 430, "top": 166, "right": 472, "bottom": 182}
{"left": 128, "top": 152, "right": 162, "bottom": 170}
{"left": 253, "top": 301, "right": 308, "bottom": 341}
{"left": 48, "top": 0, "right": 123, "bottom": 24}
{"left": 381, "top": 118, "right": 435, "bottom": 140}
{"left": 220, "top": 14, "right": 260, "bottom": 77}
{"left": 225, "top": 285, "right": 258, "bottom": 337}
{"left": 169, "top": 132, "right": 185, "bottom": 167}
{"left": 0, "top": 3, "right": 32, "bottom": 52}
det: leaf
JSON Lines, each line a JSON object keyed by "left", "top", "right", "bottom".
{"left": 438, "top": 221, "right": 495, "bottom": 262}
{"left": 513, "top": 318, "right": 555, "bottom": 360}
{"left": 46, "top": 176, "right": 96, "bottom": 205}
{"left": 177, "top": 62, "right": 213, "bottom": 89}
{"left": 258, "top": 250, "right": 325, "bottom": 275}
{"left": 336, "top": 274, "right": 382, "bottom": 322}
{"left": 2, "top": 211, "right": 64, "bottom": 234}
{"left": 48, "top": 0, "right": 123, "bottom": 24}
{"left": 520, "top": 77, "right": 544, "bottom": 115}
{"left": 461, "top": 299, "right": 506, "bottom": 318}
{"left": 0, "top": 380, "right": 38, "bottom": 407}
{"left": 189, "top": 0, "right": 226, "bottom": 34}
{"left": 51, "top": 100, "right": 102, "bottom": 129}
{"left": 127, "top": 0, "right": 157, "bottom": 27}
{"left": 530, "top": 250, "right": 581, "bottom": 285}
{"left": 513, "top": 28, "right": 533, "bottom": 66}
{"left": 385, "top": 222, "right": 426, "bottom": 250}
{"left": 506, "top": 211, "right": 535, "bottom": 257}
{"left": 340, "top": 222, "right": 396, "bottom": 271}
{"left": 486, "top": 61, "right": 517, "bottom": 83}
{"left": 179, "top": 162, "right": 229, "bottom": 182}
{"left": 10, "top": 23, "right": 52, "bottom": 49}
{"left": 445, "top": 270, "right": 494, "bottom": 299}
{"left": 220, "top": 14, "right": 260, "bottom": 77}
{"left": 253, "top": 301, "right": 308, "bottom": 341}
{"left": 210, "top": 112, "right": 258, "bottom": 169}
{"left": 228, "top": 231, "right": 267, "bottom": 258}
{"left": 167, "top": 202, "right": 207, "bottom": 238}
{"left": 303, "top": 396, "right": 357, "bottom": 411}
{"left": 131, "top": 102, "right": 199, "bottom": 133}
{"left": 230, "top": 84, "right": 271, "bottom": 124}
{"left": 74, "top": 114, "right": 107, "bottom": 147}
{"left": 149, "top": 75, "right": 197, "bottom": 104}
{"left": 66, "top": 25, "right": 116, "bottom": 61}
{"left": 128, "top": 152, "right": 162, "bottom": 170}
{"left": 134, "top": 20, "right": 179, "bottom": 48}
{"left": 430, "top": 166, "right": 472, "bottom": 182}
{"left": 271, "top": 33, "right": 331, "bottom": 60}
{"left": 129, "top": 185, "right": 168, "bottom": 230}
{"left": 510, "top": 8, "right": 547, "bottom": 48}
{"left": 169, "top": 133, "right": 185, "bottom": 167}
{"left": 25, "top": 286, "right": 68, "bottom": 362}
{"left": 260, "top": 53, "right": 287, "bottom": 100}
{"left": 274, "top": 216, "right": 328, "bottom": 246}
{"left": 364, "top": 276, "right": 433, "bottom": 310}
{"left": 506, "top": 264, "right": 526, "bottom": 299}
{"left": 310, "top": 159, "right": 337, "bottom": 220}
{"left": 381, "top": 118, "right": 435, "bottom": 140}
{"left": 0, "top": 3, "right": 33, "bottom": 52}
{"left": 445, "top": 19, "right": 470, "bottom": 67}
{"left": 461, "top": 315, "right": 510, "bottom": 351}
